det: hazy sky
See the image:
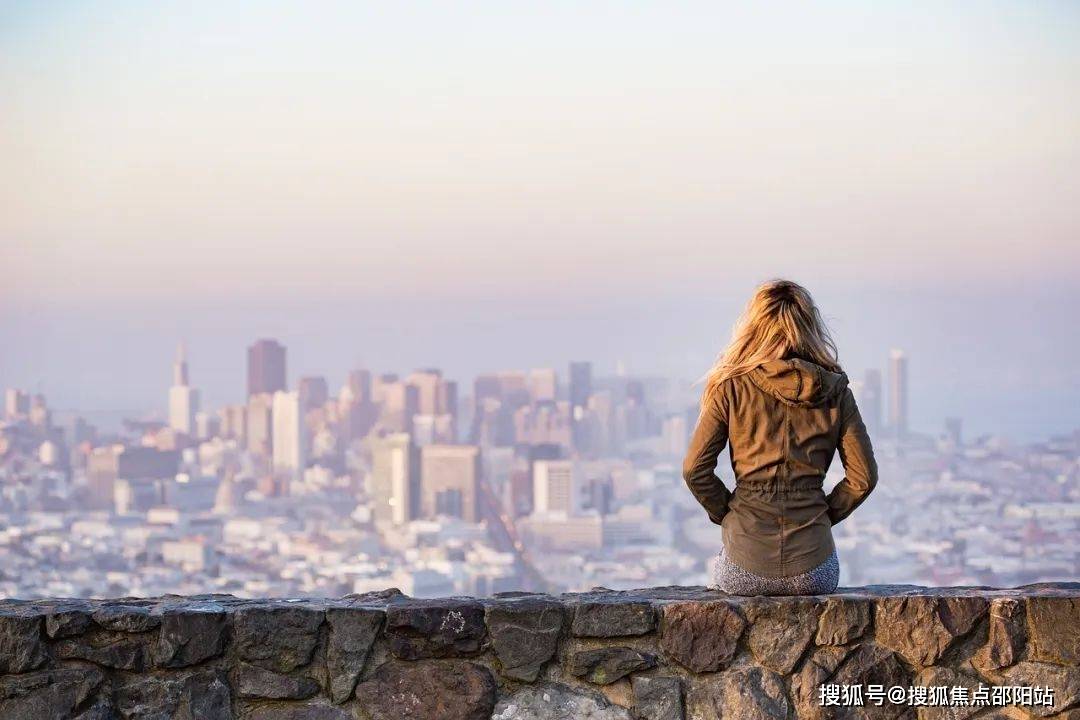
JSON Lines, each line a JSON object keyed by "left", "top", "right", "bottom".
{"left": 2, "top": 1, "right": 1079, "bottom": 440}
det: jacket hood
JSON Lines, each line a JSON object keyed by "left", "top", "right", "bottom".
{"left": 748, "top": 358, "right": 849, "bottom": 408}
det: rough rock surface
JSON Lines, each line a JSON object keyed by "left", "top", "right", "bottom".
{"left": 570, "top": 598, "right": 656, "bottom": 637}
{"left": 975, "top": 597, "right": 1026, "bottom": 671}
{"left": 233, "top": 604, "right": 324, "bottom": 673}
{"left": 385, "top": 598, "right": 487, "bottom": 659}
{"left": 568, "top": 646, "right": 656, "bottom": 685}
{"left": 659, "top": 600, "right": 746, "bottom": 672}
{"left": 709, "top": 666, "right": 790, "bottom": 720}
{"left": 0, "top": 667, "right": 104, "bottom": 720}
{"left": 746, "top": 597, "right": 822, "bottom": 673}
{"left": 1026, "top": 596, "right": 1080, "bottom": 666}
{"left": 0, "top": 585, "right": 1076, "bottom": 720}
{"left": 325, "top": 605, "right": 383, "bottom": 703}
{"left": 631, "top": 675, "right": 683, "bottom": 720}
{"left": 486, "top": 597, "right": 564, "bottom": 681}
{"left": 113, "top": 668, "right": 232, "bottom": 720}
{"left": 153, "top": 602, "right": 229, "bottom": 668}
{"left": 492, "top": 682, "right": 633, "bottom": 720}
{"left": 817, "top": 596, "right": 872, "bottom": 646}
{"left": 354, "top": 660, "right": 496, "bottom": 720}
{"left": 874, "top": 596, "right": 987, "bottom": 667}
{"left": 0, "top": 613, "right": 48, "bottom": 673}
{"left": 236, "top": 663, "right": 320, "bottom": 700}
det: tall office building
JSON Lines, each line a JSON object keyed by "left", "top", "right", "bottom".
{"left": 272, "top": 390, "right": 306, "bottom": 483}
{"left": 569, "top": 361, "right": 592, "bottom": 452}
{"left": 888, "top": 349, "right": 909, "bottom": 439}
{"left": 533, "top": 459, "right": 578, "bottom": 515}
{"left": 378, "top": 380, "right": 420, "bottom": 433}
{"left": 247, "top": 339, "right": 287, "bottom": 397}
{"left": 345, "top": 369, "right": 373, "bottom": 405}
{"left": 298, "top": 376, "right": 328, "bottom": 410}
{"left": 529, "top": 368, "right": 558, "bottom": 402}
{"left": 407, "top": 369, "right": 443, "bottom": 415}
{"left": 168, "top": 343, "right": 200, "bottom": 436}
{"left": 246, "top": 393, "right": 274, "bottom": 456}
{"left": 419, "top": 444, "right": 480, "bottom": 522}
{"left": 369, "top": 433, "right": 419, "bottom": 526}
{"left": 4, "top": 388, "right": 29, "bottom": 420}
{"left": 860, "top": 369, "right": 883, "bottom": 435}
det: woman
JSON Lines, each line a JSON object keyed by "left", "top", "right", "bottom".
{"left": 682, "top": 279, "right": 877, "bottom": 595}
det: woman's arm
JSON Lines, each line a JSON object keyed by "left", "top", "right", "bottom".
{"left": 825, "top": 388, "right": 879, "bottom": 524}
{"left": 682, "top": 391, "right": 732, "bottom": 525}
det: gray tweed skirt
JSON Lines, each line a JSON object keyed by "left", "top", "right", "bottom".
{"left": 708, "top": 545, "right": 839, "bottom": 596}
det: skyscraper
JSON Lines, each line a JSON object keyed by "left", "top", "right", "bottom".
{"left": 246, "top": 393, "right": 274, "bottom": 456}
{"left": 345, "top": 369, "right": 373, "bottom": 405}
{"left": 569, "top": 361, "right": 592, "bottom": 452}
{"left": 533, "top": 459, "right": 578, "bottom": 515}
{"left": 168, "top": 343, "right": 200, "bottom": 436}
{"left": 271, "top": 390, "right": 306, "bottom": 483}
{"left": 369, "top": 433, "right": 419, "bottom": 526}
{"left": 247, "top": 339, "right": 287, "bottom": 397}
{"left": 888, "top": 349, "right": 909, "bottom": 439}
{"left": 4, "top": 388, "right": 29, "bottom": 420}
{"left": 528, "top": 368, "right": 558, "bottom": 402}
{"left": 419, "top": 444, "right": 480, "bottom": 522}
{"left": 298, "top": 376, "right": 329, "bottom": 410}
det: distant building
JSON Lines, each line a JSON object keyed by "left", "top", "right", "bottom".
{"left": 247, "top": 339, "right": 287, "bottom": 397}
{"left": 246, "top": 393, "right": 274, "bottom": 456}
{"left": 529, "top": 368, "right": 558, "bottom": 402}
{"left": 661, "top": 414, "right": 688, "bottom": 458}
{"left": 298, "top": 376, "right": 329, "bottom": 410}
{"left": 4, "top": 388, "right": 29, "bottom": 420}
{"left": 569, "top": 361, "right": 592, "bottom": 451}
{"left": 369, "top": 433, "right": 419, "bottom": 526}
{"left": 271, "top": 390, "right": 306, "bottom": 483}
{"left": 888, "top": 349, "right": 909, "bottom": 439}
{"left": 378, "top": 379, "right": 419, "bottom": 433}
{"left": 533, "top": 459, "right": 578, "bottom": 515}
{"left": 345, "top": 369, "right": 373, "bottom": 405}
{"left": 419, "top": 444, "right": 480, "bottom": 522}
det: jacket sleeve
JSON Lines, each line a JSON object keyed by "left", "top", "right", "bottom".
{"left": 682, "top": 390, "right": 732, "bottom": 525}
{"left": 825, "top": 388, "right": 879, "bottom": 525}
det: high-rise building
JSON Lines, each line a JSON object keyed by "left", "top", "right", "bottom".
{"left": 4, "top": 388, "right": 30, "bottom": 420}
{"left": 407, "top": 369, "right": 443, "bottom": 416}
{"left": 345, "top": 369, "right": 373, "bottom": 405}
{"left": 406, "top": 369, "right": 458, "bottom": 439}
{"left": 661, "top": 414, "right": 688, "bottom": 458}
{"left": 168, "top": 343, "right": 200, "bottom": 436}
{"left": 246, "top": 393, "right": 274, "bottom": 456}
{"left": 247, "top": 339, "right": 287, "bottom": 397}
{"left": 271, "top": 390, "right": 306, "bottom": 483}
{"left": 533, "top": 459, "right": 578, "bottom": 515}
{"left": 369, "top": 433, "right": 419, "bottom": 526}
{"left": 888, "top": 349, "right": 909, "bottom": 439}
{"left": 569, "top": 361, "right": 592, "bottom": 451}
{"left": 298, "top": 376, "right": 329, "bottom": 410}
{"left": 859, "top": 369, "right": 883, "bottom": 435}
{"left": 529, "top": 368, "right": 558, "bottom": 402}
{"left": 379, "top": 380, "right": 419, "bottom": 433}
{"left": 419, "top": 444, "right": 480, "bottom": 522}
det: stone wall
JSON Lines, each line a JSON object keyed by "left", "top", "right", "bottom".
{"left": 1, "top": 583, "right": 1077, "bottom": 719}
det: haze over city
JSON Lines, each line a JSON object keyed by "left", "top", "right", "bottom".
{"left": 3, "top": 1, "right": 1080, "bottom": 440}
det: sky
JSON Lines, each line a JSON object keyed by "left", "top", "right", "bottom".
{"left": 2, "top": 1, "right": 1079, "bottom": 440}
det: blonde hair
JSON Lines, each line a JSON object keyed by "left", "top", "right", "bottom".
{"left": 701, "top": 279, "right": 841, "bottom": 406}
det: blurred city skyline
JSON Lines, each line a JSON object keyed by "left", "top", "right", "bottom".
{"left": 3, "top": 0, "right": 1080, "bottom": 440}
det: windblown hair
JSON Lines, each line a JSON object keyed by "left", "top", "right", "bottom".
{"left": 702, "top": 279, "right": 841, "bottom": 406}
